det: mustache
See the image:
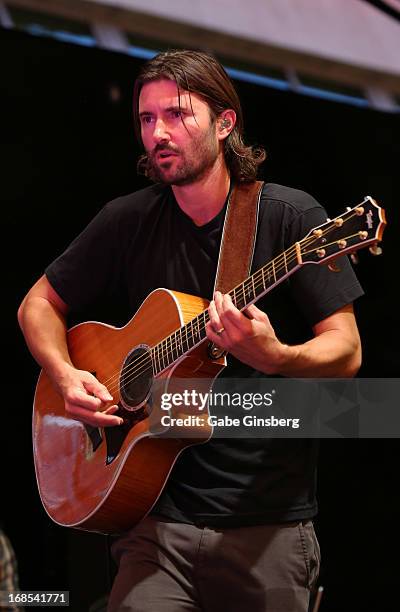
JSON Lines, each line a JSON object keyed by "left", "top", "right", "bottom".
{"left": 150, "top": 144, "right": 179, "bottom": 156}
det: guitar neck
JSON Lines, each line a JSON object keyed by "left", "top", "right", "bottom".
{"left": 151, "top": 244, "right": 300, "bottom": 375}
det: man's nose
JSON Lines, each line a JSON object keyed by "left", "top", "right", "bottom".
{"left": 153, "top": 119, "right": 169, "bottom": 142}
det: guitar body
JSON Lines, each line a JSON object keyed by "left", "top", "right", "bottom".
{"left": 33, "top": 288, "right": 225, "bottom": 534}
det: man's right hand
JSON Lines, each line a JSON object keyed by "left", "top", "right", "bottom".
{"left": 18, "top": 275, "right": 124, "bottom": 428}
{"left": 56, "top": 364, "right": 123, "bottom": 427}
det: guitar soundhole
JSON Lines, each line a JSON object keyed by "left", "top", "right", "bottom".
{"left": 120, "top": 344, "right": 153, "bottom": 411}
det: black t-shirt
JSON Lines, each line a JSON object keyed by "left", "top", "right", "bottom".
{"left": 46, "top": 182, "right": 364, "bottom": 526}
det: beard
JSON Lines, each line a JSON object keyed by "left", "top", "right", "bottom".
{"left": 145, "top": 125, "right": 219, "bottom": 186}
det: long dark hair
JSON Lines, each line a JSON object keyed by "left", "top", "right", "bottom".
{"left": 133, "top": 49, "right": 266, "bottom": 182}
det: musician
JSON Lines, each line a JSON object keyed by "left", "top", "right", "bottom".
{"left": 18, "top": 50, "right": 363, "bottom": 611}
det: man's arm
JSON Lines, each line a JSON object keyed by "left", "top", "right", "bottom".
{"left": 207, "top": 292, "right": 361, "bottom": 377}
{"left": 18, "top": 275, "right": 122, "bottom": 426}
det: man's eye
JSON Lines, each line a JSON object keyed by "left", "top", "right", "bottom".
{"left": 141, "top": 116, "right": 154, "bottom": 125}
{"left": 171, "top": 110, "right": 182, "bottom": 119}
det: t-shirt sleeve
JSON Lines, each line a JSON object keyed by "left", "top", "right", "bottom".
{"left": 284, "top": 199, "right": 364, "bottom": 327}
{"left": 45, "top": 201, "right": 126, "bottom": 312}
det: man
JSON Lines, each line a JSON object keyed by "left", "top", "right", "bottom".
{"left": 18, "top": 50, "right": 363, "bottom": 611}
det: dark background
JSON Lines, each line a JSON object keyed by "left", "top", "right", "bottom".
{"left": 1, "top": 26, "right": 399, "bottom": 611}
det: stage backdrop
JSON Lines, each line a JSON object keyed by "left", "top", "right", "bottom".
{"left": 1, "top": 26, "right": 399, "bottom": 612}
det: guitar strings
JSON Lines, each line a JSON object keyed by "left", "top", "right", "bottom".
{"left": 101, "top": 223, "right": 358, "bottom": 399}
{"left": 100, "top": 220, "right": 355, "bottom": 399}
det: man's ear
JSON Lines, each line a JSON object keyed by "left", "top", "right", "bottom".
{"left": 217, "top": 110, "right": 236, "bottom": 140}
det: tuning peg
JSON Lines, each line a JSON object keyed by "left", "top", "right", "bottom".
{"left": 326, "top": 218, "right": 331, "bottom": 222}
{"left": 313, "top": 229, "right": 323, "bottom": 238}
{"left": 369, "top": 244, "right": 382, "bottom": 256}
{"left": 350, "top": 253, "right": 359, "bottom": 265}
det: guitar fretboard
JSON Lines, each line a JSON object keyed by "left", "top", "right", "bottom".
{"left": 151, "top": 244, "right": 300, "bottom": 375}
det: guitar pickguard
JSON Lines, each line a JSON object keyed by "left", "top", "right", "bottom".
{"left": 104, "top": 403, "right": 148, "bottom": 465}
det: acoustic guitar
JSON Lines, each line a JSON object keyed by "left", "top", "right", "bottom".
{"left": 33, "top": 196, "right": 386, "bottom": 534}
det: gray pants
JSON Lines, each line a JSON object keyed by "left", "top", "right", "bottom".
{"left": 108, "top": 517, "right": 320, "bottom": 612}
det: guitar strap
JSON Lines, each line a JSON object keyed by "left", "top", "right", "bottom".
{"left": 213, "top": 180, "right": 264, "bottom": 294}
{"left": 209, "top": 180, "right": 264, "bottom": 358}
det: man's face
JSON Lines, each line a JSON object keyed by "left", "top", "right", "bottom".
{"left": 138, "top": 79, "right": 220, "bottom": 186}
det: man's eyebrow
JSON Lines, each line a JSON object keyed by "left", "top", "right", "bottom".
{"left": 139, "top": 105, "right": 190, "bottom": 116}
{"left": 165, "top": 104, "right": 190, "bottom": 113}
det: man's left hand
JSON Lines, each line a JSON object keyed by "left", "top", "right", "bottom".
{"left": 206, "top": 291, "right": 291, "bottom": 374}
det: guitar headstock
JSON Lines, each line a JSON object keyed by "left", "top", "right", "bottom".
{"left": 300, "top": 196, "right": 386, "bottom": 265}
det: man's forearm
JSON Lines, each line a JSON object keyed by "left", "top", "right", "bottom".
{"left": 276, "top": 329, "right": 362, "bottom": 378}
